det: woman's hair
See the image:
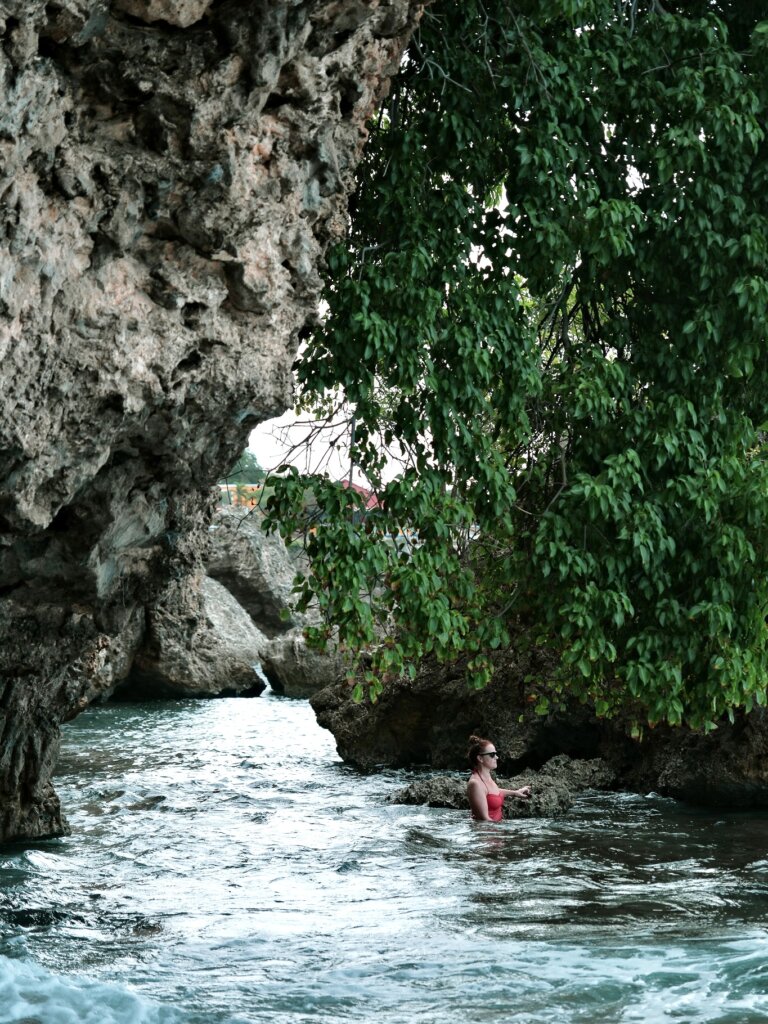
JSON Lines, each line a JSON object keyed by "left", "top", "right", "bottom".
{"left": 467, "top": 734, "right": 493, "bottom": 769}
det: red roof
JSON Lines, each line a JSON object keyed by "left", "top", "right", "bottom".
{"left": 340, "top": 479, "right": 381, "bottom": 510}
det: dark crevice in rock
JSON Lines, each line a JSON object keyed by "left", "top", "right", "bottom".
{"left": 97, "top": 395, "right": 127, "bottom": 421}
{"left": 262, "top": 91, "right": 291, "bottom": 112}
{"left": 338, "top": 79, "right": 361, "bottom": 117}
{"left": 37, "top": 30, "right": 59, "bottom": 60}
{"left": 502, "top": 718, "right": 607, "bottom": 775}
{"left": 173, "top": 349, "right": 203, "bottom": 373}
{"left": 180, "top": 302, "right": 208, "bottom": 328}
{"left": 143, "top": 180, "right": 175, "bottom": 222}
{"left": 89, "top": 232, "right": 122, "bottom": 268}
{"left": 89, "top": 161, "right": 114, "bottom": 195}
{"left": 48, "top": 504, "right": 81, "bottom": 534}
{"left": 332, "top": 29, "right": 355, "bottom": 50}
{"left": 1, "top": 17, "right": 20, "bottom": 61}
{"left": 104, "top": 446, "right": 139, "bottom": 470}
{"left": 135, "top": 99, "right": 194, "bottom": 157}
{"left": 217, "top": 681, "right": 266, "bottom": 698}
{"left": 0, "top": 581, "right": 25, "bottom": 598}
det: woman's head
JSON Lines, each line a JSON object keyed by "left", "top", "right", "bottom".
{"left": 467, "top": 734, "right": 498, "bottom": 770}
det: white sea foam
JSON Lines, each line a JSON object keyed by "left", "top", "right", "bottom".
{"left": 0, "top": 956, "right": 179, "bottom": 1024}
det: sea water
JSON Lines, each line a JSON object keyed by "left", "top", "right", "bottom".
{"left": 1, "top": 694, "right": 768, "bottom": 1024}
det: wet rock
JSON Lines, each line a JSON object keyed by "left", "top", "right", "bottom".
{"left": 390, "top": 775, "right": 469, "bottom": 812}
{"left": 310, "top": 647, "right": 596, "bottom": 772}
{"left": 611, "top": 711, "right": 768, "bottom": 808}
{"left": 539, "top": 753, "right": 617, "bottom": 791}
{"left": 0, "top": 599, "right": 144, "bottom": 840}
{"left": 313, "top": 648, "right": 768, "bottom": 809}
{"left": 389, "top": 755, "right": 614, "bottom": 818}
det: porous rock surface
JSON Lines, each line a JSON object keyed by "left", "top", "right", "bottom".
{"left": 311, "top": 647, "right": 599, "bottom": 771}
{"left": 313, "top": 654, "right": 768, "bottom": 809}
{"left": 389, "top": 755, "right": 616, "bottom": 818}
{"left": 0, "top": 0, "right": 421, "bottom": 841}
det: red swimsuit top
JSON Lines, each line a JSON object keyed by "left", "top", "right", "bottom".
{"left": 471, "top": 771, "right": 504, "bottom": 821}
{"left": 485, "top": 791, "right": 504, "bottom": 822}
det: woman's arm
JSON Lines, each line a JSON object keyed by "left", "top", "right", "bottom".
{"left": 500, "top": 786, "right": 531, "bottom": 800}
{"left": 467, "top": 777, "right": 491, "bottom": 820}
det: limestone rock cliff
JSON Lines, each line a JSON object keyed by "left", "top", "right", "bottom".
{"left": 117, "top": 505, "right": 341, "bottom": 699}
{"left": 207, "top": 505, "right": 307, "bottom": 637}
{"left": 120, "top": 573, "right": 269, "bottom": 698}
{"left": 0, "top": 0, "right": 421, "bottom": 841}
{"left": 205, "top": 504, "right": 342, "bottom": 696}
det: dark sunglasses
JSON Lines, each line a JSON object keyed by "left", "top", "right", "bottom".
{"left": 480, "top": 751, "right": 498, "bottom": 758}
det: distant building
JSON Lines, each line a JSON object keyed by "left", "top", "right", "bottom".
{"left": 340, "top": 479, "right": 381, "bottom": 511}
{"left": 218, "top": 483, "right": 263, "bottom": 507}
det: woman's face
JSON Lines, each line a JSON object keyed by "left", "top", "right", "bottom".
{"left": 477, "top": 745, "right": 498, "bottom": 769}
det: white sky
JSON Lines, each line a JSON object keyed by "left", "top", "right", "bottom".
{"left": 248, "top": 409, "right": 354, "bottom": 481}
{"left": 249, "top": 405, "right": 406, "bottom": 487}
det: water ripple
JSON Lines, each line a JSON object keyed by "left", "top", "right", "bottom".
{"left": 1, "top": 695, "right": 767, "bottom": 1023}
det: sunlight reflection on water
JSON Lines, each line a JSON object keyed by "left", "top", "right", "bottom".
{"left": 1, "top": 694, "right": 768, "bottom": 1024}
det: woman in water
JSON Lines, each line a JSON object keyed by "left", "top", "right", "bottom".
{"left": 467, "top": 734, "right": 531, "bottom": 821}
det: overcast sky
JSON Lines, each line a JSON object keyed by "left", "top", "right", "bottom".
{"left": 249, "top": 410, "right": 352, "bottom": 480}
{"left": 249, "top": 407, "right": 406, "bottom": 487}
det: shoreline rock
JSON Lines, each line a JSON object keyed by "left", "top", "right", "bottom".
{"left": 118, "top": 575, "right": 267, "bottom": 699}
{"left": 311, "top": 653, "right": 768, "bottom": 810}
{"left": 205, "top": 506, "right": 343, "bottom": 698}
{"left": 206, "top": 507, "right": 309, "bottom": 638}
{"left": 389, "top": 754, "right": 616, "bottom": 818}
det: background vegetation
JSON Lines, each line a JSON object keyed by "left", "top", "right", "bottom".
{"left": 265, "top": 1, "right": 768, "bottom": 732}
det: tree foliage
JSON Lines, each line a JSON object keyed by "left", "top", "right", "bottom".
{"left": 223, "top": 449, "right": 265, "bottom": 484}
{"left": 265, "top": 0, "right": 768, "bottom": 731}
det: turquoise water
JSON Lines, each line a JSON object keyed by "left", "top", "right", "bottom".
{"left": 1, "top": 695, "right": 768, "bottom": 1023}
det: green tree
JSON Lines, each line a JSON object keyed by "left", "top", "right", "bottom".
{"left": 265, "top": 1, "right": 768, "bottom": 731}
{"left": 223, "top": 450, "right": 265, "bottom": 484}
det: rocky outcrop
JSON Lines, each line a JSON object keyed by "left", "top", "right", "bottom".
{"left": 120, "top": 575, "right": 268, "bottom": 698}
{"left": 389, "top": 755, "right": 617, "bottom": 818}
{"left": 310, "top": 646, "right": 593, "bottom": 771}
{"left": 206, "top": 506, "right": 306, "bottom": 636}
{"left": 260, "top": 628, "right": 342, "bottom": 698}
{"left": 0, "top": 1, "right": 421, "bottom": 841}
{"left": 311, "top": 654, "right": 768, "bottom": 809}
{"left": 0, "top": 599, "right": 144, "bottom": 840}
{"left": 115, "top": 504, "right": 338, "bottom": 699}
{"left": 205, "top": 505, "right": 343, "bottom": 696}
{"left": 607, "top": 709, "right": 768, "bottom": 808}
